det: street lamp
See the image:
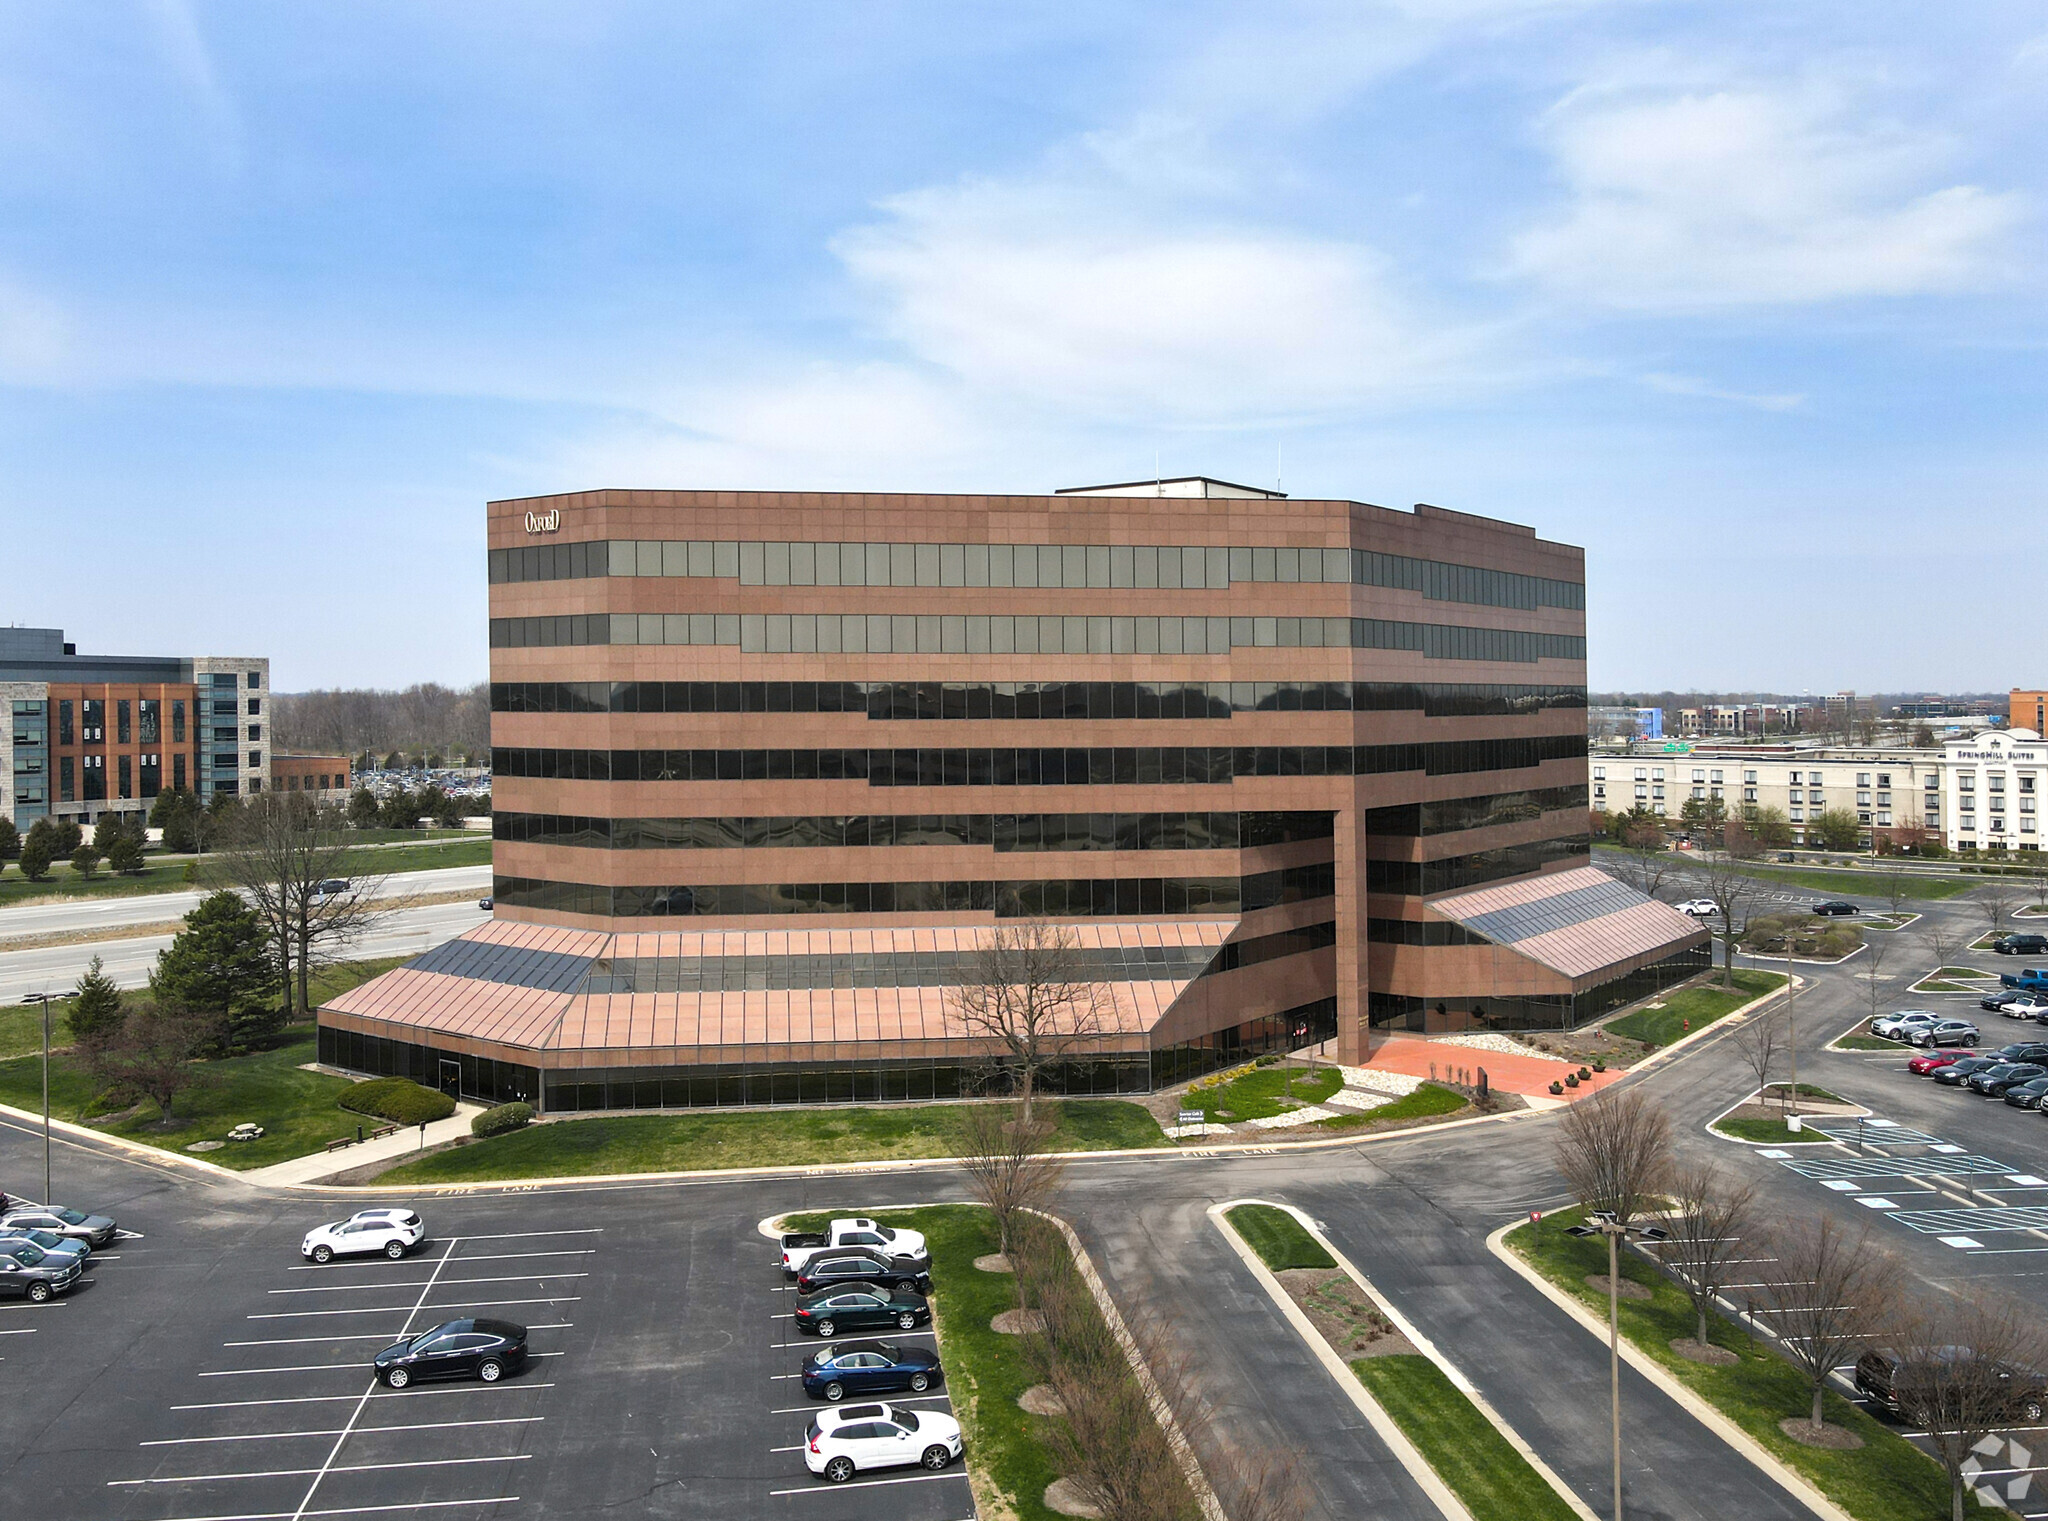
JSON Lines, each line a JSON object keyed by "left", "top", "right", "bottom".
{"left": 1568, "top": 1210, "right": 1670, "bottom": 1521}
{"left": 20, "top": 991, "right": 54, "bottom": 1202}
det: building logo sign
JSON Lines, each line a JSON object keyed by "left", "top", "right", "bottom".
{"left": 524, "top": 510, "right": 561, "bottom": 534}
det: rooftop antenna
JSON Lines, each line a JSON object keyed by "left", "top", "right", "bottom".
{"left": 1155, "top": 448, "right": 1162, "bottom": 496}
{"left": 1277, "top": 441, "right": 1283, "bottom": 496}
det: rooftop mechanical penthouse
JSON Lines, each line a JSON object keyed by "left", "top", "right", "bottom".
{"left": 319, "top": 480, "right": 1705, "bottom": 1112}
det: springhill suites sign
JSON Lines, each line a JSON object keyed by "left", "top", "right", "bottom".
{"left": 524, "top": 509, "right": 561, "bottom": 534}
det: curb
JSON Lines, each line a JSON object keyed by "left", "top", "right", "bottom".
{"left": 0, "top": 1098, "right": 251, "bottom": 1185}
{"left": 1206, "top": 1200, "right": 1472, "bottom": 1521}
{"left": 1623, "top": 975, "right": 1793, "bottom": 1078}
{"left": 1215, "top": 1199, "right": 1600, "bottom": 1521}
{"left": 1483, "top": 1219, "right": 1848, "bottom": 1521}
{"left": 763, "top": 1203, "right": 1225, "bottom": 1521}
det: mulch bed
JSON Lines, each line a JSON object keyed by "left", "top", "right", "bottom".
{"left": 1277, "top": 1267, "right": 1413, "bottom": 1357}
{"left": 1778, "top": 1417, "right": 1864, "bottom": 1450}
{"left": 1671, "top": 1337, "right": 1739, "bottom": 1366}
{"left": 1584, "top": 1273, "right": 1653, "bottom": 1301}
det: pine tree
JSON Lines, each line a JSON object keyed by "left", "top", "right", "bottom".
{"left": 52, "top": 818, "right": 82, "bottom": 854}
{"left": 149, "top": 890, "right": 277, "bottom": 1048}
{"left": 0, "top": 816, "right": 19, "bottom": 862}
{"left": 67, "top": 955, "right": 127, "bottom": 1046}
{"left": 17, "top": 821, "right": 56, "bottom": 882}
{"left": 70, "top": 844, "right": 102, "bottom": 878}
{"left": 92, "top": 813, "right": 124, "bottom": 854}
{"left": 106, "top": 832, "right": 145, "bottom": 875}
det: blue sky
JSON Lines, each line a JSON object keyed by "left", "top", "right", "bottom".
{"left": 2, "top": 1, "right": 2040, "bottom": 694}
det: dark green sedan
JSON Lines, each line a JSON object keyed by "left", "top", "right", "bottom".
{"left": 793, "top": 1283, "right": 931, "bottom": 1338}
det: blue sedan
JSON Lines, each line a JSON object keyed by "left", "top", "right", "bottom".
{"left": 801, "top": 1339, "right": 944, "bottom": 1402}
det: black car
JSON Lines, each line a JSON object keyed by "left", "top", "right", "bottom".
{"left": 802, "top": 1339, "right": 945, "bottom": 1401}
{"left": 0, "top": 1241, "right": 83, "bottom": 1302}
{"left": 1933, "top": 1056, "right": 2000, "bottom": 1086}
{"left": 793, "top": 1285, "right": 932, "bottom": 1338}
{"left": 1996, "top": 934, "right": 2048, "bottom": 956}
{"left": 1985, "top": 990, "right": 2029, "bottom": 1012}
{"left": 1989, "top": 1042, "right": 2048, "bottom": 1064}
{"left": 1812, "top": 900, "right": 1860, "bottom": 917}
{"left": 1968, "top": 1062, "right": 2048, "bottom": 1096}
{"left": 796, "top": 1252, "right": 932, "bottom": 1297}
{"left": 373, "top": 1318, "right": 528, "bottom": 1388}
{"left": 2005, "top": 1078, "right": 2048, "bottom": 1110}
{"left": 1856, "top": 1347, "right": 2047, "bottom": 1424}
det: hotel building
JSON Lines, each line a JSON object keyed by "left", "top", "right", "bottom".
{"left": 2, "top": 627, "right": 270, "bottom": 831}
{"left": 318, "top": 482, "right": 1705, "bottom": 1111}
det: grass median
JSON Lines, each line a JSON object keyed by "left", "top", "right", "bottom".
{"left": 1507, "top": 1207, "right": 1948, "bottom": 1521}
{"left": 1351, "top": 1355, "right": 1579, "bottom": 1521}
{"left": 1224, "top": 1203, "right": 1335, "bottom": 1270}
{"left": 1733, "top": 864, "right": 1972, "bottom": 901}
{"left": 1604, "top": 970, "right": 1783, "bottom": 1049}
{"left": 377, "top": 1097, "right": 1167, "bottom": 1183}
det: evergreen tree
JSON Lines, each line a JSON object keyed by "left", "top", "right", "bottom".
{"left": 92, "top": 813, "right": 124, "bottom": 854}
{"left": 346, "top": 787, "right": 381, "bottom": 829}
{"left": 17, "top": 820, "right": 56, "bottom": 882}
{"left": 70, "top": 844, "right": 102, "bottom": 878}
{"left": 106, "top": 832, "right": 145, "bottom": 875}
{"left": 148, "top": 890, "right": 276, "bottom": 1048}
{"left": 151, "top": 787, "right": 199, "bottom": 853}
{"left": 67, "top": 955, "right": 127, "bottom": 1046}
{"left": 52, "top": 818, "right": 83, "bottom": 854}
{"left": 0, "top": 816, "right": 18, "bottom": 861}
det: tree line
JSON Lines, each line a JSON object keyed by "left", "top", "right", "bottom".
{"left": 271, "top": 682, "right": 489, "bottom": 766}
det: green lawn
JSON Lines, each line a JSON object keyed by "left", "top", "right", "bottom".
{"left": 1352, "top": 1355, "right": 1579, "bottom": 1521}
{"left": 1710, "top": 1115, "right": 1836, "bottom": 1144}
{"left": 1224, "top": 1203, "right": 1336, "bottom": 1270}
{"left": 777, "top": 1206, "right": 1172, "bottom": 1521}
{"left": 378, "top": 1097, "right": 1168, "bottom": 1183}
{"left": 1605, "top": 970, "right": 1784, "bottom": 1049}
{"left": 0, "top": 957, "right": 405, "bottom": 1168}
{"left": 0, "top": 836, "right": 486, "bottom": 910}
{"left": 0, "top": 1001, "right": 74, "bottom": 1061}
{"left": 353, "top": 837, "right": 491, "bottom": 873}
{"left": 1315, "top": 1083, "right": 1468, "bottom": 1131}
{"left": 1830, "top": 1035, "right": 1897, "bottom": 1051}
{"left": 1508, "top": 1210, "right": 1949, "bottom": 1521}
{"left": 1186, "top": 1063, "right": 1341, "bottom": 1122}
{"left": 1733, "top": 864, "right": 1973, "bottom": 901}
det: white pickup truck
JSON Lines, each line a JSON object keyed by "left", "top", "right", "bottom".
{"left": 780, "top": 1217, "right": 932, "bottom": 1278}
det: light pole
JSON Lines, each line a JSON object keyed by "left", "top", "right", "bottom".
{"left": 1568, "top": 1210, "right": 1670, "bottom": 1521}
{"left": 1785, "top": 932, "right": 1800, "bottom": 1130}
{"left": 22, "top": 991, "right": 54, "bottom": 1202}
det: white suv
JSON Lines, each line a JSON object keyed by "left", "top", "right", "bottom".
{"left": 803, "top": 1401, "right": 961, "bottom": 1483}
{"left": 1676, "top": 899, "right": 1717, "bottom": 918}
{"left": 301, "top": 1208, "right": 426, "bottom": 1263}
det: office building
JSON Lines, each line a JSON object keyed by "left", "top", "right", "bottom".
{"left": 318, "top": 484, "right": 1705, "bottom": 1111}
{"left": 272, "top": 753, "right": 354, "bottom": 796}
{"left": 1, "top": 628, "right": 269, "bottom": 831}
{"left": 2013, "top": 690, "right": 2048, "bottom": 737}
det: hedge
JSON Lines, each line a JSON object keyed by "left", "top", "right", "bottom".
{"left": 338, "top": 1077, "right": 456, "bottom": 1126}
{"left": 472, "top": 1101, "right": 535, "bottom": 1137}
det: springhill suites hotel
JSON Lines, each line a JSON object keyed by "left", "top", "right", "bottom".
{"left": 318, "top": 479, "right": 1705, "bottom": 1112}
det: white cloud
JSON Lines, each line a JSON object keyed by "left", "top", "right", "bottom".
{"left": 1508, "top": 84, "right": 2025, "bottom": 307}
{"left": 1641, "top": 372, "right": 1804, "bottom": 411}
{"left": 832, "top": 172, "right": 1498, "bottom": 424}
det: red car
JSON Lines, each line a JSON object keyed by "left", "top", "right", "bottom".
{"left": 1908, "top": 1049, "right": 1968, "bottom": 1075}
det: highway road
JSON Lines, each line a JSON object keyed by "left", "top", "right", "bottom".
{"left": 0, "top": 863, "right": 492, "bottom": 938}
{"left": 0, "top": 896, "right": 491, "bottom": 1002}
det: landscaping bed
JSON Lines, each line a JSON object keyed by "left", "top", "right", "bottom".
{"left": 1184, "top": 1061, "right": 1341, "bottom": 1123}
{"left": 374, "top": 1098, "right": 1168, "bottom": 1183}
{"left": 1310, "top": 1083, "right": 1471, "bottom": 1131}
{"left": 1506, "top": 1208, "right": 1949, "bottom": 1521}
{"left": 1596, "top": 970, "right": 1784, "bottom": 1054}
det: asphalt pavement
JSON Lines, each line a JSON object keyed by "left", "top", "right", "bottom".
{"left": 0, "top": 862, "right": 491, "bottom": 938}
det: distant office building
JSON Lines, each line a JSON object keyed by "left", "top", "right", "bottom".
{"left": 1674, "top": 702, "right": 1806, "bottom": 738}
{"left": 2013, "top": 690, "right": 2048, "bottom": 736}
{"left": 317, "top": 482, "right": 1706, "bottom": 1113}
{"left": 1, "top": 628, "right": 269, "bottom": 830}
{"left": 1590, "top": 706, "right": 1663, "bottom": 741}
{"left": 272, "top": 753, "right": 354, "bottom": 797}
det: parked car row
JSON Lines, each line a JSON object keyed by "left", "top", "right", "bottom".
{"left": 780, "top": 1215, "right": 960, "bottom": 1483}
{"left": 1872, "top": 1010, "right": 1980, "bottom": 1047}
{"left": 1905, "top": 1041, "right": 2048, "bottom": 1108}
{"left": 1992, "top": 934, "right": 2048, "bottom": 957}
{"left": 1983, "top": 989, "right": 2048, "bottom": 1020}
{"left": 0, "top": 1199, "right": 118, "bottom": 1303}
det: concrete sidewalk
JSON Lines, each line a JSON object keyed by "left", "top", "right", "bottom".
{"left": 244, "top": 1101, "right": 486, "bottom": 1185}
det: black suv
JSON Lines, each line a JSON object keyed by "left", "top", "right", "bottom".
{"left": 1996, "top": 934, "right": 2048, "bottom": 956}
{"left": 1857, "top": 1347, "right": 2047, "bottom": 1424}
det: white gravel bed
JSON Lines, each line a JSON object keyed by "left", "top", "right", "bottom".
{"left": 1431, "top": 1033, "right": 1538, "bottom": 1057}
{"left": 1243, "top": 1106, "right": 1340, "bottom": 1129}
{"left": 1336, "top": 1067, "right": 1426, "bottom": 1097}
{"left": 1322, "top": 1089, "right": 1393, "bottom": 1113}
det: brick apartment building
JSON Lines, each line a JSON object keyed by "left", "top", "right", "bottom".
{"left": 318, "top": 482, "right": 1704, "bottom": 1111}
{"left": 2, "top": 627, "right": 269, "bottom": 830}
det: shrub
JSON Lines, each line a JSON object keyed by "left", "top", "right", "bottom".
{"left": 472, "top": 1101, "right": 535, "bottom": 1137}
{"left": 1564, "top": 1073, "right": 1579, "bottom": 1088}
{"left": 1253, "top": 1053, "right": 1280, "bottom": 1067}
{"left": 338, "top": 1077, "right": 456, "bottom": 1126}
{"left": 1549, "top": 1081, "right": 1565, "bottom": 1095}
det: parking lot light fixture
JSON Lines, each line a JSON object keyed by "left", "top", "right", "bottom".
{"left": 22, "top": 991, "right": 53, "bottom": 1201}
{"left": 1568, "top": 1212, "right": 1670, "bottom": 1521}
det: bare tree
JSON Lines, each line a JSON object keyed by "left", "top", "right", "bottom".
{"left": 1693, "top": 852, "right": 1762, "bottom": 987}
{"left": 1878, "top": 857, "right": 1914, "bottom": 916}
{"left": 1981, "top": 880, "right": 2022, "bottom": 944}
{"left": 950, "top": 921, "right": 1111, "bottom": 1128}
{"left": 1753, "top": 1214, "right": 1899, "bottom": 1432}
{"left": 957, "top": 1102, "right": 1067, "bottom": 1256}
{"left": 1925, "top": 918, "right": 1962, "bottom": 983}
{"left": 101, "top": 1001, "right": 221, "bottom": 1124}
{"left": 1554, "top": 1087, "right": 1673, "bottom": 1230}
{"left": 2027, "top": 850, "right": 2048, "bottom": 916}
{"left": 1605, "top": 812, "right": 1675, "bottom": 901}
{"left": 1888, "top": 1292, "right": 2048, "bottom": 1521}
{"left": 1657, "top": 1162, "right": 1758, "bottom": 1345}
{"left": 1860, "top": 936, "right": 1894, "bottom": 1027}
{"left": 1734, "top": 1015, "right": 1783, "bottom": 1112}
{"left": 208, "top": 793, "right": 390, "bottom": 1017}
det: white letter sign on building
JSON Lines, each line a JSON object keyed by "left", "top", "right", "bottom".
{"left": 524, "top": 509, "right": 561, "bottom": 534}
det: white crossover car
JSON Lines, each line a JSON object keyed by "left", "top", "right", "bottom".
{"left": 301, "top": 1208, "right": 426, "bottom": 1263}
{"left": 803, "top": 1401, "right": 961, "bottom": 1483}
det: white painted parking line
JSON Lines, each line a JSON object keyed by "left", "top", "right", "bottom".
{"left": 454, "top": 1228, "right": 605, "bottom": 1241}
{"left": 140, "top": 1499, "right": 517, "bottom": 1521}
{"left": 0, "top": 1300, "right": 67, "bottom": 1311}
{"left": 1822, "top": 1181, "right": 1861, "bottom": 1192}
{"left": 143, "top": 1417, "right": 544, "bottom": 1449}
{"left": 270, "top": 1274, "right": 588, "bottom": 1296}
{"left": 172, "top": 1384, "right": 555, "bottom": 1412}
{"left": 770, "top": 1333, "right": 932, "bottom": 1349}
{"left": 226, "top": 1334, "right": 402, "bottom": 1348}
{"left": 1856, "top": 1198, "right": 1900, "bottom": 1209}
{"left": 769, "top": 1396, "right": 951, "bottom": 1415}
{"left": 250, "top": 1296, "right": 579, "bottom": 1319}
{"left": 2013, "top": 1175, "right": 2048, "bottom": 1187}
{"left": 200, "top": 1364, "right": 365, "bottom": 1379}
{"left": 111, "top": 1454, "right": 531, "bottom": 1486}
{"left": 1939, "top": 1236, "right": 1986, "bottom": 1249}
{"left": 0, "top": 1327, "right": 36, "bottom": 1337}
{"left": 769, "top": 1469, "right": 968, "bottom": 1496}
{"left": 451, "top": 1249, "right": 598, "bottom": 1264}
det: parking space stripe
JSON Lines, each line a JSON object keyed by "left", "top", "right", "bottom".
{"left": 143, "top": 1417, "right": 544, "bottom": 1448}
{"left": 112, "top": 1454, "right": 531, "bottom": 1486}
{"left": 200, "top": 1364, "right": 364, "bottom": 1378}
{"left": 119, "top": 1502, "right": 517, "bottom": 1521}
{"left": 270, "top": 1274, "right": 588, "bottom": 1296}
{"left": 250, "top": 1296, "right": 579, "bottom": 1319}
{"left": 454, "top": 1228, "right": 604, "bottom": 1241}
{"left": 770, "top": 1332, "right": 929, "bottom": 1349}
{"left": 768, "top": 1469, "right": 968, "bottom": 1496}
{"left": 768, "top": 1396, "right": 950, "bottom": 1415}
{"left": 172, "top": 1385, "right": 555, "bottom": 1412}
{"left": 284, "top": 1247, "right": 592, "bottom": 1272}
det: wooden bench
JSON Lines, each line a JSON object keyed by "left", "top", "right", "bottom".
{"left": 369, "top": 1124, "right": 400, "bottom": 1142}
{"left": 325, "top": 1135, "right": 357, "bottom": 1153}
